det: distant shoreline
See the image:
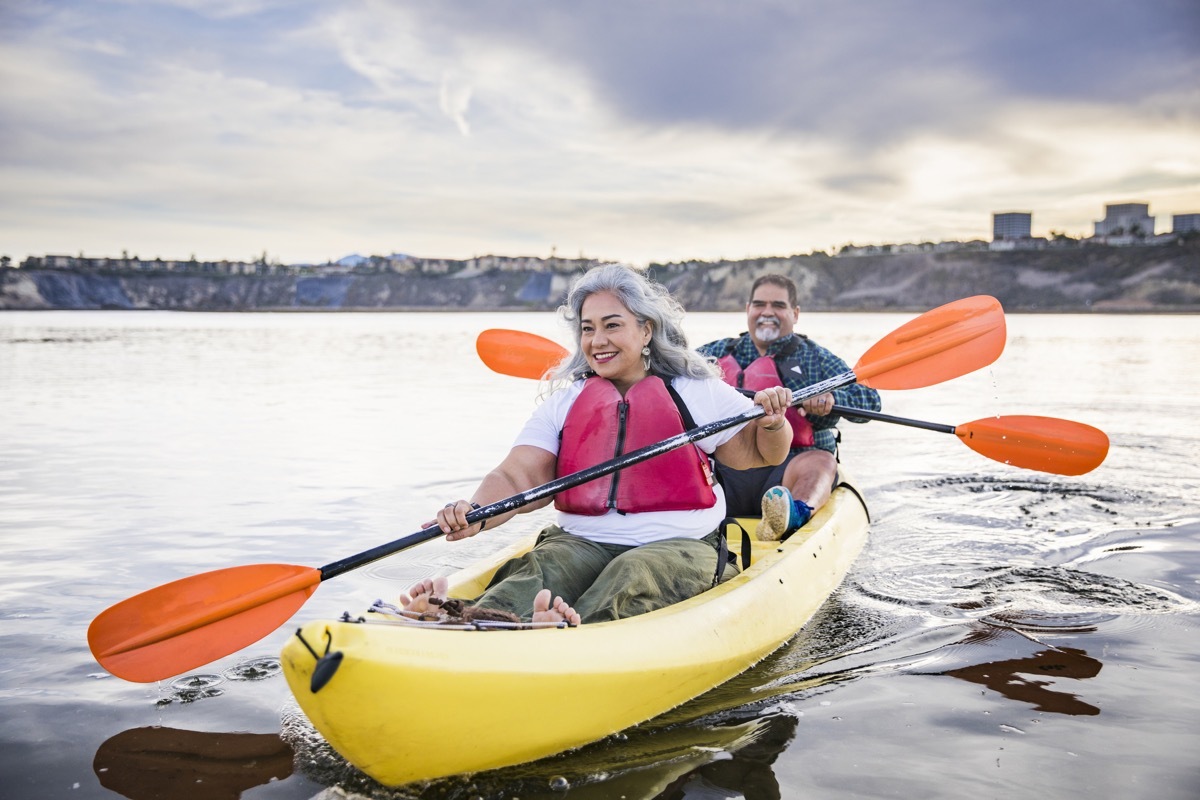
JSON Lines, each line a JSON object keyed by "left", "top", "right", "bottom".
{"left": 4, "top": 304, "right": 1197, "bottom": 315}
{"left": 3, "top": 240, "right": 1198, "bottom": 313}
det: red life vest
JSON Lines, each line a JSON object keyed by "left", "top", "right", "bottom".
{"left": 716, "top": 353, "right": 815, "bottom": 448}
{"left": 555, "top": 376, "right": 717, "bottom": 515}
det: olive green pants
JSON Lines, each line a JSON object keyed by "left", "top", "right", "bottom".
{"left": 472, "top": 525, "right": 735, "bottom": 623}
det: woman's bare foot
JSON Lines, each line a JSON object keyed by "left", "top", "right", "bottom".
{"left": 532, "top": 588, "right": 581, "bottom": 626}
{"left": 399, "top": 576, "right": 449, "bottom": 616}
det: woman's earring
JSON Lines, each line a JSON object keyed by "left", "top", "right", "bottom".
{"left": 641, "top": 345, "right": 651, "bottom": 370}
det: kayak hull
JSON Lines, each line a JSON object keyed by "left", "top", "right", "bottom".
{"left": 281, "top": 478, "right": 869, "bottom": 786}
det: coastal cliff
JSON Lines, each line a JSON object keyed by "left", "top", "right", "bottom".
{"left": 3, "top": 241, "right": 1197, "bottom": 312}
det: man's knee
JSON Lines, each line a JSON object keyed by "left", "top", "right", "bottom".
{"left": 782, "top": 449, "right": 838, "bottom": 500}
{"left": 786, "top": 448, "right": 836, "bottom": 473}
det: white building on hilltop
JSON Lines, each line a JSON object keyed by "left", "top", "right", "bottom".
{"left": 1094, "top": 203, "right": 1155, "bottom": 237}
{"left": 992, "top": 212, "right": 1032, "bottom": 240}
{"left": 1173, "top": 213, "right": 1200, "bottom": 234}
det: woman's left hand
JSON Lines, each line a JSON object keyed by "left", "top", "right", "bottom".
{"left": 753, "top": 386, "right": 793, "bottom": 432}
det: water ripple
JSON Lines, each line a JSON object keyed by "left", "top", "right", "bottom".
{"left": 954, "top": 564, "right": 1198, "bottom": 616}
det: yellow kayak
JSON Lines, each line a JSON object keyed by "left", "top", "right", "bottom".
{"left": 280, "top": 476, "right": 869, "bottom": 787}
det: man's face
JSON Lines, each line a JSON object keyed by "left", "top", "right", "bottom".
{"left": 747, "top": 284, "right": 798, "bottom": 349}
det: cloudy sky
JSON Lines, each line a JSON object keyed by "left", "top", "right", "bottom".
{"left": 2, "top": 0, "right": 1198, "bottom": 266}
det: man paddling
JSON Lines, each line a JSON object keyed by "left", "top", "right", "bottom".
{"left": 697, "top": 274, "right": 881, "bottom": 539}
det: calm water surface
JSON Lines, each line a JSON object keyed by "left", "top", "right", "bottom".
{"left": 1, "top": 310, "right": 1197, "bottom": 799}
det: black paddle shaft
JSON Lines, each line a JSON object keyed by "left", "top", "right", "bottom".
{"left": 318, "top": 370, "right": 855, "bottom": 580}
{"left": 830, "top": 405, "right": 955, "bottom": 434}
{"left": 732, "top": 387, "right": 955, "bottom": 434}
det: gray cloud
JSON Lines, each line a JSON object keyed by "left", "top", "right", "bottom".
{"left": 1, "top": 0, "right": 1197, "bottom": 264}
{"left": 394, "top": 0, "right": 1200, "bottom": 140}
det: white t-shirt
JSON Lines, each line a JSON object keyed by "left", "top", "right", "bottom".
{"left": 513, "top": 376, "right": 756, "bottom": 545}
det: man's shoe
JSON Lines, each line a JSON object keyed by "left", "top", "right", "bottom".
{"left": 758, "top": 486, "right": 813, "bottom": 541}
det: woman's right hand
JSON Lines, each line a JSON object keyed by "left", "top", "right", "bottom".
{"left": 424, "top": 445, "right": 557, "bottom": 540}
{"left": 429, "top": 500, "right": 486, "bottom": 541}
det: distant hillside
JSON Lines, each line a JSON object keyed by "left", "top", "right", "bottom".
{"left": 3, "top": 241, "right": 1197, "bottom": 313}
{"left": 650, "top": 239, "right": 1200, "bottom": 312}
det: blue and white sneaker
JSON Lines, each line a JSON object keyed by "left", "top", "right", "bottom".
{"left": 759, "top": 486, "right": 813, "bottom": 541}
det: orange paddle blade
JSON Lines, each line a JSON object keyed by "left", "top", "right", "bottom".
{"left": 477, "top": 329, "right": 567, "bottom": 380}
{"left": 88, "top": 564, "right": 320, "bottom": 682}
{"left": 956, "top": 416, "right": 1109, "bottom": 475}
{"left": 854, "top": 295, "right": 1005, "bottom": 390}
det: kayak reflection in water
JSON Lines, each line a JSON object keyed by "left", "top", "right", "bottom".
{"left": 401, "top": 264, "right": 794, "bottom": 625}
{"left": 656, "top": 713, "right": 798, "bottom": 800}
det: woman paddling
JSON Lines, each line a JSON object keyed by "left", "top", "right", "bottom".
{"left": 402, "top": 264, "right": 794, "bottom": 625}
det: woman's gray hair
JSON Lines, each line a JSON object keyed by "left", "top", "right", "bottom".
{"left": 553, "top": 264, "right": 719, "bottom": 382}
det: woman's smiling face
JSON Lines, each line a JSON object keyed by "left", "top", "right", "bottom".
{"left": 579, "top": 290, "right": 651, "bottom": 392}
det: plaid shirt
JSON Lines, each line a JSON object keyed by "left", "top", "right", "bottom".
{"left": 697, "top": 332, "right": 881, "bottom": 453}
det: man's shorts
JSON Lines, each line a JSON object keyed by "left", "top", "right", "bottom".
{"left": 714, "top": 449, "right": 837, "bottom": 517}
